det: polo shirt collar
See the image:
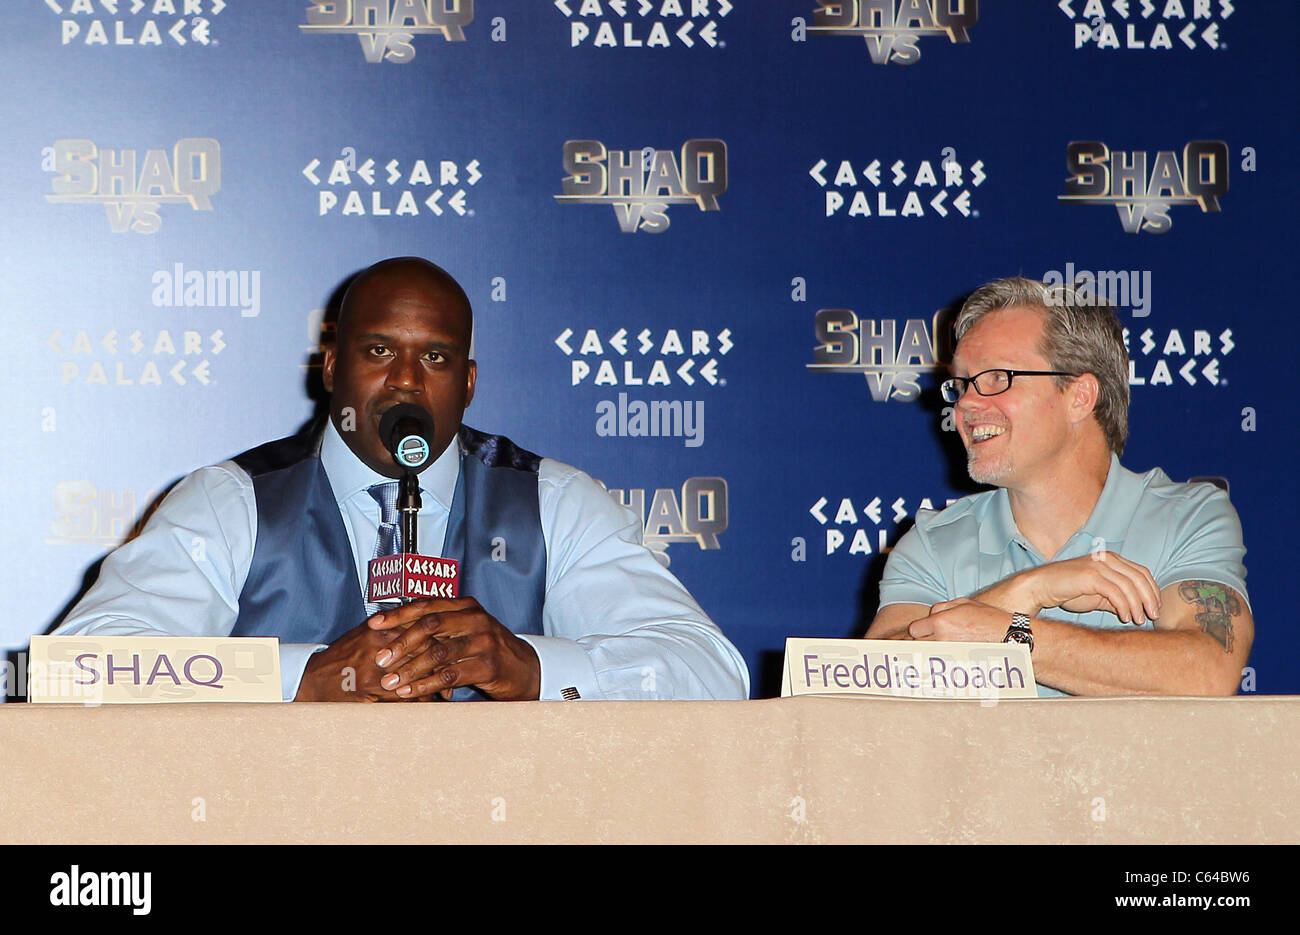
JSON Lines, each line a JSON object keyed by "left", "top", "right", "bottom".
{"left": 320, "top": 417, "right": 460, "bottom": 511}
{"left": 977, "top": 452, "right": 1140, "bottom": 556}
{"left": 1077, "top": 452, "right": 1145, "bottom": 545}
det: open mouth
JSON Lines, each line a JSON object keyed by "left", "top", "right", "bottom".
{"left": 969, "top": 425, "right": 1006, "bottom": 443}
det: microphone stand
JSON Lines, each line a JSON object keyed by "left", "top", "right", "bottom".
{"left": 399, "top": 468, "right": 420, "bottom": 604}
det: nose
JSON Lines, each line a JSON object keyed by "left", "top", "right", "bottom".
{"left": 385, "top": 352, "right": 422, "bottom": 393}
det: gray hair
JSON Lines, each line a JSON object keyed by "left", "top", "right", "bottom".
{"left": 954, "top": 276, "right": 1129, "bottom": 454}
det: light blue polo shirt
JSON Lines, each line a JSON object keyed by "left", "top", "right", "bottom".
{"left": 878, "top": 454, "right": 1249, "bottom": 697}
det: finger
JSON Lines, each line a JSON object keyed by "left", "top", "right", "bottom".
{"left": 908, "top": 618, "right": 936, "bottom": 640}
{"left": 1106, "top": 561, "right": 1161, "bottom": 623}
{"left": 367, "top": 597, "right": 479, "bottom": 630}
{"left": 381, "top": 634, "right": 474, "bottom": 690}
{"left": 374, "top": 613, "right": 441, "bottom": 667}
{"left": 1100, "top": 554, "right": 1162, "bottom": 620}
{"left": 399, "top": 652, "right": 499, "bottom": 699}
{"left": 1096, "top": 566, "right": 1149, "bottom": 624}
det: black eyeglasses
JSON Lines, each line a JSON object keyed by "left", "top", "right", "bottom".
{"left": 940, "top": 369, "right": 1080, "bottom": 404}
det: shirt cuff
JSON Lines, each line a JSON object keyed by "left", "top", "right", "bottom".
{"left": 516, "top": 634, "right": 601, "bottom": 701}
{"left": 279, "top": 643, "right": 329, "bottom": 702}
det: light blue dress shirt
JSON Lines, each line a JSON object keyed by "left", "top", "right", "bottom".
{"left": 878, "top": 454, "right": 1249, "bottom": 697}
{"left": 57, "top": 421, "right": 750, "bottom": 701}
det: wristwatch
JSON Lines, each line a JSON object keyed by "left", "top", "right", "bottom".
{"left": 1002, "top": 612, "right": 1034, "bottom": 652}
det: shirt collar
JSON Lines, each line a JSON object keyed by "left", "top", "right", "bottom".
{"left": 1077, "top": 452, "right": 1145, "bottom": 545}
{"left": 320, "top": 418, "right": 460, "bottom": 511}
{"left": 978, "top": 452, "right": 1139, "bottom": 556}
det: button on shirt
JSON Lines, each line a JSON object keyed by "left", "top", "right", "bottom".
{"left": 878, "top": 453, "right": 1249, "bottom": 697}
{"left": 57, "top": 421, "right": 750, "bottom": 701}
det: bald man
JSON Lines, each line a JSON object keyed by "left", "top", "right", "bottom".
{"left": 57, "top": 258, "right": 749, "bottom": 702}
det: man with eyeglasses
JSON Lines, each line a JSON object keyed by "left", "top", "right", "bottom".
{"left": 865, "top": 277, "right": 1251, "bottom": 696}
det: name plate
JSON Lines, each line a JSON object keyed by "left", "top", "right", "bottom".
{"left": 28, "top": 636, "right": 282, "bottom": 705}
{"left": 781, "top": 638, "right": 1037, "bottom": 700}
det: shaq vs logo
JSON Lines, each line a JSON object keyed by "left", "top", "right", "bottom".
{"left": 1060, "top": 140, "right": 1228, "bottom": 233}
{"left": 810, "top": 151, "right": 985, "bottom": 218}
{"left": 1059, "top": 0, "right": 1233, "bottom": 51}
{"left": 808, "top": 310, "right": 943, "bottom": 402}
{"left": 43, "top": 138, "right": 221, "bottom": 234}
{"left": 555, "top": 0, "right": 733, "bottom": 49}
{"left": 600, "top": 477, "right": 728, "bottom": 567}
{"left": 48, "top": 482, "right": 154, "bottom": 546}
{"left": 48, "top": 0, "right": 225, "bottom": 48}
{"left": 556, "top": 140, "right": 726, "bottom": 233}
{"left": 807, "top": 0, "right": 978, "bottom": 64}
{"left": 300, "top": 0, "right": 473, "bottom": 62}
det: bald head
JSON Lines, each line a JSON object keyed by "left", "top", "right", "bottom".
{"left": 337, "top": 257, "right": 473, "bottom": 350}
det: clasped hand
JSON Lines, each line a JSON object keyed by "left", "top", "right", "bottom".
{"left": 295, "top": 597, "right": 540, "bottom": 702}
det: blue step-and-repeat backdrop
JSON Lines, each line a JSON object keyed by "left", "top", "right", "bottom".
{"left": 2, "top": 2, "right": 1293, "bottom": 696}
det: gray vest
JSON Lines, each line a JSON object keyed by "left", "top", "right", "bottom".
{"left": 231, "top": 423, "right": 547, "bottom": 700}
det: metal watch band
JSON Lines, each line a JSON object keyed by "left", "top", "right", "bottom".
{"left": 1003, "top": 612, "right": 1034, "bottom": 652}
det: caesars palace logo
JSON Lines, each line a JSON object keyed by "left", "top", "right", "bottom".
{"left": 810, "top": 150, "right": 986, "bottom": 219}
{"left": 43, "top": 138, "right": 221, "bottom": 234}
{"left": 803, "top": 0, "right": 978, "bottom": 64}
{"left": 300, "top": 0, "right": 473, "bottom": 62}
{"left": 554, "top": 0, "right": 733, "bottom": 49}
{"left": 1060, "top": 140, "right": 1228, "bottom": 233}
{"left": 47, "top": 0, "right": 225, "bottom": 47}
{"left": 809, "top": 309, "right": 943, "bottom": 402}
{"left": 556, "top": 324, "right": 734, "bottom": 449}
{"left": 598, "top": 477, "right": 728, "bottom": 567}
{"left": 555, "top": 140, "right": 726, "bottom": 233}
{"left": 302, "top": 148, "right": 482, "bottom": 218}
{"left": 1059, "top": 0, "right": 1234, "bottom": 51}
{"left": 47, "top": 267, "right": 247, "bottom": 389}
{"left": 806, "top": 492, "right": 955, "bottom": 557}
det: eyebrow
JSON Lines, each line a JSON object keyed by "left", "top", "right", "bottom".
{"left": 352, "top": 332, "right": 464, "bottom": 353}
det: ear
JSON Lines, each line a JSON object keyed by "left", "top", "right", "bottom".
{"left": 1067, "top": 372, "right": 1100, "bottom": 425}
{"left": 464, "top": 359, "right": 477, "bottom": 409}
{"left": 322, "top": 345, "right": 336, "bottom": 394}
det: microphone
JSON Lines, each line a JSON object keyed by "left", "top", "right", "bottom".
{"left": 379, "top": 403, "right": 436, "bottom": 473}
{"left": 367, "top": 402, "right": 460, "bottom": 605}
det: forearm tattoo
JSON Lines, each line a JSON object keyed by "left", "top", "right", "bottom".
{"left": 1177, "top": 581, "right": 1242, "bottom": 653}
